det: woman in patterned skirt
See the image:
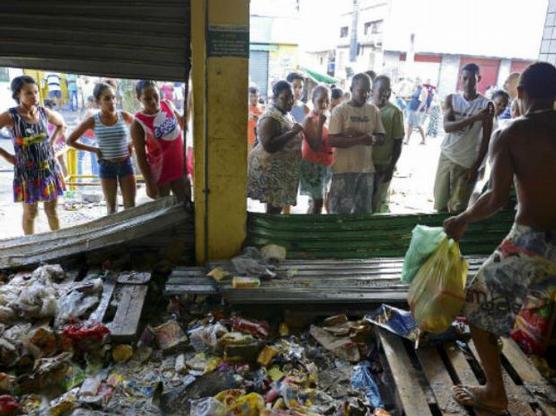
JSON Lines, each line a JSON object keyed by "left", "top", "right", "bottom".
{"left": 247, "top": 81, "right": 303, "bottom": 214}
{"left": 0, "top": 76, "right": 65, "bottom": 235}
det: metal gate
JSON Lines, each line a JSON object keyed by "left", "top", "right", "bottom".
{"left": 0, "top": 0, "right": 190, "bottom": 82}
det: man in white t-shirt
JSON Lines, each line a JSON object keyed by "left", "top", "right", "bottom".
{"left": 434, "top": 63, "right": 494, "bottom": 213}
{"left": 328, "top": 73, "right": 386, "bottom": 214}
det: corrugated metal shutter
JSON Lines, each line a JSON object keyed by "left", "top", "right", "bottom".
{"left": 249, "top": 50, "right": 269, "bottom": 98}
{"left": 246, "top": 211, "right": 515, "bottom": 259}
{"left": 0, "top": 0, "right": 190, "bottom": 82}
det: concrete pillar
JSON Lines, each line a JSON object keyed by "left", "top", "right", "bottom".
{"left": 191, "top": 0, "right": 249, "bottom": 263}
{"left": 497, "top": 59, "right": 512, "bottom": 88}
{"left": 437, "top": 54, "right": 460, "bottom": 98}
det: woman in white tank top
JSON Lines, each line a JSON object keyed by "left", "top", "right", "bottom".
{"left": 67, "top": 83, "right": 136, "bottom": 214}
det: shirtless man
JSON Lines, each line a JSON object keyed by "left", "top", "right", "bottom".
{"left": 444, "top": 62, "right": 556, "bottom": 415}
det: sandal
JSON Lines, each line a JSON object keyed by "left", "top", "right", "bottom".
{"left": 452, "top": 385, "right": 508, "bottom": 415}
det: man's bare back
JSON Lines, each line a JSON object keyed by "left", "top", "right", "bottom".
{"left": 504, "top": 110, "right": 556, "bottom": 230}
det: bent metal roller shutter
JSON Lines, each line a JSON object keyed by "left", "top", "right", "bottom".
{"left": 0, "top": 0, "right": 190, "bottom": 82}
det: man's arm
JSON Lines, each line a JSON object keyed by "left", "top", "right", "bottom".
{"left": 468, "top": 103, "right": 494, "bottom": 182}
{"left": 443, "top": 129, "right": 514, "bottom": 240}
{"left": 443, "top": 94, "right": 489, "bottom": 133}
{"left": 383, "top": 109, "right": 405, "bottom": 181}
{"left": 259, "top": 118, "right": 302, "bottom": 153}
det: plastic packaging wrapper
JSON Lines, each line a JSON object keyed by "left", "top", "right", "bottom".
{"left": 232, "top": 276, "right": 261, "bottom": 289}
{"left": 189, "top": 323, "right": 228, "bottom": 352}
{"left": 231, "top": 247, "right": 276, "bottom": 278}
{"left": 401, "top": 225, "right": 446, "bottom": 284}
{"left": 260, "top": 244, "right": 287, "bottom": 262}
{"left": 0, "top": 394, "right": 19, "bottom": 414}
{"left": 365, "top": 304, "right": 419, "bottom": 342}
{"left": 408, "top": 238, "right": 468, "bottom": 333}
{"left": 55, "top": 279, "right": 103, "bottom": 327}
{"left": 0, "top": 269, "right": 66, "bottom": 324}
{"left": 153, "top": 321, "right": 188, "bottom": 353}
{"left": 15, "top": 284, "right": 58, "bottom": 320}
{"left": 31, "top": 264, "right": 66, "bottom": 282}
{"left": 63, "top": 322, "right": 110, "bottom": 344}
{"left": 190, "top": 397, "right": 226, "bottom": 416}
{"left": 226, "top": 392, "right": 265, "bottom": 415}
{"left": 232, "top": 317, "right": 270, "bottom": 338}
{"left": 309, "top": 325, "right": 360, "bottom": 362}
{"left": 351, "top": 361, "right": 384, "bottom": 410}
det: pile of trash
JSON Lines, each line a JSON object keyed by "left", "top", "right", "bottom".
{"left": 0, "top": 264, "right": 396, "bottom": 415}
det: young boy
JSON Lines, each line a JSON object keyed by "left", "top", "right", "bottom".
{"left": 433, "top": 63, "right": 493, "bottom": 213}
{"left": 328, "top": 73, "right": 385, "bottom": 214}
{"left": 370, "top": 75, "right": 404, "bottom": 213}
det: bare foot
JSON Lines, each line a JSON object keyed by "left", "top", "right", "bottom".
{"left": 452, "top": 385, "right": 508, "bottom": 415}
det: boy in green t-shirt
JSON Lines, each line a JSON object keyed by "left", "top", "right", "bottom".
{"left": 370, "top": 75, "right": 405, "bottom": 212}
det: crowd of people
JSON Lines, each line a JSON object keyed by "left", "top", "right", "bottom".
{"left": 247, "top": 63, "right": 556, "bottom": 416}
{"left": 246, "top": 62, "right": 544, "bottom": 217}
{"left": 0, "top": 75, "right": 191, "bottom": 235}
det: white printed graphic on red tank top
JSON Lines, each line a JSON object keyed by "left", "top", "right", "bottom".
{"left": 153, "top": 109, "right": 180, "bottom": 141}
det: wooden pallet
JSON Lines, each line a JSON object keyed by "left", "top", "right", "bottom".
{"left": 377, "top": 328, "right": 556, "bottom": 416}
{"left": 89, "top": 272, "right": 150, "bottom": 342}
{"left": 164, "top": 257, "right": 487, "bottom": 304}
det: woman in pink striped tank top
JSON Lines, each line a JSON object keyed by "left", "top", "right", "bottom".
{"left": 130, "top": 80, "right": 191, "bottom": 202}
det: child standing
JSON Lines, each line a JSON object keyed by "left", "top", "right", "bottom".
{"left": 299, "top": 86, "right": 334, "bottom": 214}
{"left": 130, "top": 80, "right": 191, "bottom": 202}
{"left": 67, "top": 82, "right": 135, "bottom": 214}
{"left": 0, "top": 75, "right": 66, "bottom": 235}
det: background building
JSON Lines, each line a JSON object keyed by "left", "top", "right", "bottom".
{"left": 249, "top": 0, "right": 301, "bottom": 99}
{"left": 302, "top": 0, "right": 546, "bottom": 97}
{"left": 540, "top": 0, "right": 556, "bottom": 65}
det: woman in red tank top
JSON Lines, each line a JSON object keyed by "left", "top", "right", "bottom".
{"left": 130, "top": 80, "right": 191, "bottom": 203}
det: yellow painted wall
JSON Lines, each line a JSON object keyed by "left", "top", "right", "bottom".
{"left": 191, "top": 0, "right": 249, "bottom": 263}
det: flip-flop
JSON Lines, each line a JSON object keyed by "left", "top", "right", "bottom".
{"left": 452, "top": 385, "right": 508, "bottom": 415}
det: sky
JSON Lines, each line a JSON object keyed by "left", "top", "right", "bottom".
{"left": 283, "top": 0, "right": 549, "bottom": 59}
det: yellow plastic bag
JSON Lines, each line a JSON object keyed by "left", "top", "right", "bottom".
{"left": 407, "top": 238, "right": 468, "bottom": 333}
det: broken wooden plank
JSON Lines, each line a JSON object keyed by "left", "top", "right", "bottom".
{"left": 89, "top": 280, "right": 116, "bottom": 323}
{"left": 117, "top": 272, "right": 151, "bottom": 285}
{"left": 377, "top": 329, "right": 433, "bottom": 416}
{"left": 500, "top": 338, "right": 556, "bottom": 416}
{"left": 415, "top": 347, "right": 468, "bottom": 415}
{"left": 108, "top": 284, "right": 148, "bottom": 342}
{"left": 165, "top": 284, "right": 219, "bottom": 296}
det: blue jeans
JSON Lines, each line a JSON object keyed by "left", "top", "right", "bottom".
{"left": 78, "top": 137, "right": 99, "bottom": 176}
{"left": 98, "top": 157, "right": 134, "bottom": 179}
